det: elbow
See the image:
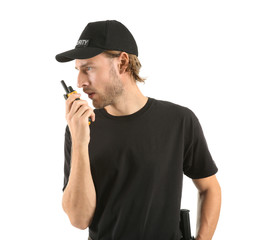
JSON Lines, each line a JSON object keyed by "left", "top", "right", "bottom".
{"left": 64, "top": 207, "right": 90, "bottom": 230}
{"left": 70, "top": 218, "right": 89, "bottom": 230}
{"left": 62, "top": 200, "right": 92, "bottom": 230}
{"left": 69, "top": 211, "right": 95, "bottom": 230}
{"left": 62, "top": 202, "right": 88, "bottom": 230}
{"left": 198, "top": 184, "right": 222, "bottom": 205}
{"left": 62, "top": 193, "right": 96, "bottom": 230}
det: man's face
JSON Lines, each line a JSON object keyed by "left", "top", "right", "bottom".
{"left": 75, "top": 53, "right": 124, "bottom": 109}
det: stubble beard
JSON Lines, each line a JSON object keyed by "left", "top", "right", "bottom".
{"left": 92, "top": 64, "right": 124, "bottom": 109}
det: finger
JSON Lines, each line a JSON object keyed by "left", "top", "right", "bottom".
{"left": 86, "top": 109, "right": 96, "bottom": 122}
{"left": 79, "top": 107, "right": 96, "bottom": 122}
{"left": 65, "top": 93, "right": 81, "bottom": 115}
{"left": 75, "top": 105, "right": 90, "bottom": 118}
{"left": 68, "top": 99, "right": 88, "bottom": 118}
{"left": 81, "top": 108, "right": 94, "bottom": 122}
{"left": 92, "top": 110, "right": 96, "bottom": 122}
{"left": 70, "top": 100, "right": 89, "bottom": 115}
{"left": 76, "top": 106, "right": 95, "bottom": 123}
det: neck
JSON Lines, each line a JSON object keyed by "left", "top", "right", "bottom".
{"left": 104, "top": 78, "right": 148, "bottom": 116}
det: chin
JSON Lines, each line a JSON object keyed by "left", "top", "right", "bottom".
{"left": 92, "top": 100, "right": 104, "bottom": 109}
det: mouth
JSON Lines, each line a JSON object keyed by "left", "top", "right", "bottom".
{"left": 88, "top": 93, "right": 95, "bottom": 99}
{"left": 84, "top": 90, "right": 96, "bottom": 98}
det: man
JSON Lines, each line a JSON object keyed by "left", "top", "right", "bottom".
{"left": 55, "top": 20, "right": 221, "bottom": 240}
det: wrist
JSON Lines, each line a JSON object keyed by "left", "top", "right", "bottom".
{"left": 72, "top": 141, "right": 89, "bottom": 148}
{"left": 72, "top": 142, "right": 89, "bottom": 154}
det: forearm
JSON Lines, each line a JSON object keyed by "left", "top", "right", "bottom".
{"left": 195, "top": 187, "right": 221, "bottom": 240}
{"left": 62, "top": 143, "right": 96, "bottom": 228}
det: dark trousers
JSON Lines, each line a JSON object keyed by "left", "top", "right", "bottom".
{"left": 88, "top": 236, "right": 93, "bottom": 240}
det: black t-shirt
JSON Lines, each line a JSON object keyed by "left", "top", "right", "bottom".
{"left": 63, "top": 97, "right": 218, "bottom": 240}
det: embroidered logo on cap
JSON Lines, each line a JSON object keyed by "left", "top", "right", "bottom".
{"left": 76, "top": 39, "right": 89, "bottom": 47}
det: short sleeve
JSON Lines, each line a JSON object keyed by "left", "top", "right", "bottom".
{"left": 183, "top": 109, "right": 218, "bottom": 179}
{"left": 62, "top": 125, "right": 72, "bottom": 192}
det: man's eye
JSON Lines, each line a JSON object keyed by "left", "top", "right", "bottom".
{"left": 81, "top": 67, "right": 92, "bottom": 74}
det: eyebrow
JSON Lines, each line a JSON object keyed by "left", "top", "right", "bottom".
{"left": 75, "top": 61, "right": 94, "bottom": 70}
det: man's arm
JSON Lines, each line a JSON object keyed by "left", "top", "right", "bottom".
{"left": 192, "top": 174, "right": 221, "bottom": 240}
{"left": 62, "top": 143, "right": 96, "bottom": 229}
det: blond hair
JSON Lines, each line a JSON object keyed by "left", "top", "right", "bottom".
{"left": 102, "top": 50, "right": 146, "bottom": 83}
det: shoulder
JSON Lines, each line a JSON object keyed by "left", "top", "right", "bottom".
{"left": 152, "top": 97, "right": 197, "bottom": 121}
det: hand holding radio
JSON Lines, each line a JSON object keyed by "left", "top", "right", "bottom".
{"left": 61, "top": 80, "right": 95, "bottom": 145}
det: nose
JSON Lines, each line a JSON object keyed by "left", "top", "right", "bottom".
{"left": 77, "top": 71, "right": 89, "bottom": 88}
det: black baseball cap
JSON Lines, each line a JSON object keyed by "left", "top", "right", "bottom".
{"left": 55, "top": 20, "right": 138, "bottom": 62}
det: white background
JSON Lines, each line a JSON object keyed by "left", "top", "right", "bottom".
{"left": 0, "top": 0, "right": 254, "bottom": 239}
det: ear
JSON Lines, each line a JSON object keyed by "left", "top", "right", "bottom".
{"left": 118, "top": 52, "right": 129, "bottom": 74}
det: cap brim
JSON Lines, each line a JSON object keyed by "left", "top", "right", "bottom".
{"left": 55, "top": 47, "right": 105, "bottom": 62}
